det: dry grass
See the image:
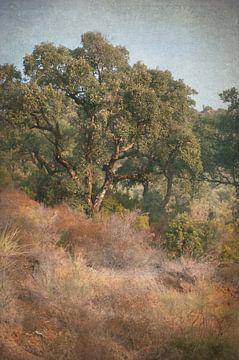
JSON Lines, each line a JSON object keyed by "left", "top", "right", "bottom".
{"left": 28, "top": 250, "right": 238, "bottom": 359}
{"left": 0, "top": 227, "right": 24, "bottom": 324}
{"left": 0, "top": 189, "right": 238, "bottom": 359}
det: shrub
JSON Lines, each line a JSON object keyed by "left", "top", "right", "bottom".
{"left": 163, "top": 213, "right": 205, "bottom": 258}
{"left": 142, "top": 190, "right": 164, "bottom": 223}
{"left": 33, "top": 253, "right": 91, "bottom": 302}
{"left": 221, "top": 222, "right": 239, "bottom": 263}
{"left": 78, "top": 213, "right": 156, "bottom": 269}
{"left": 221, "top": 240, "right": 239, "bottom": 263}
{"left": 102, "top": 194, "right": 126, "bottom": 214}
{"left": 133, "top": 214, "right": 150, "bottom": 231}
{"left": 54, "top": 212, "right": 156, "bottom": 270}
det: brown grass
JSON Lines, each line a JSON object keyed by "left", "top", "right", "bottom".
{"left": 0, "top": 226, "right": 24, "bottom": 324}
{"left": 0, "top": 189, "right": 238, "bottom": 359}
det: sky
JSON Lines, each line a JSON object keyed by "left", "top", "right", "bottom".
{"left": 0, "top": 0, "right": 238, "bottom": 110}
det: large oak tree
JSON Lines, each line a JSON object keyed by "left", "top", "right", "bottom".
{"left": 0, "top": 32, "right": 201, "bottom": 213}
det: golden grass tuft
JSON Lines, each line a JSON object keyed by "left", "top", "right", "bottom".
{"left": 0, "top": 227, "right": 24, "bottom": 324}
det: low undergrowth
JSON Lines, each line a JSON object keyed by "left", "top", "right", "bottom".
{"left": 0, "top": 189, "right": 238, "bottom": 359}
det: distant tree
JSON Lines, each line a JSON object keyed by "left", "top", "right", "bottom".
{"left": 0, "top": 32, "right": 201, "bottom": 213}
{"left": 201, "top": 105, "right": 213, "bottom": 113}
{"left": 194, "top": 88, "right": 239, "bottom": 193}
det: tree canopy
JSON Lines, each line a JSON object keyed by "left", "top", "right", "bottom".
{"left": 194, "top": 88, "right": 239, "bottom": 192}
{"left": 1, "top": 32, "right": 203, "bottom": 213}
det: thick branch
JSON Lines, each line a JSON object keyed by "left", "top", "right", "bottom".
{"left": 203, "top": 175, "right": 239, "bottom": 188}
{"left": 92, "top": 141, "right": 135, "bottom": 212}
{"left": 66, "top": 92, "right": 81, "bottom": 105}
{"left": 54, "top": 152, "right": 81, "bottom": 187}
{"left": 31, "top": 151, "right": 56, "bottom": 175}
{"left": 50, "top": 121, "right": 81, "bottom": 187}
{"left": 30, "top": 111, "right": 55, "bottom": 133}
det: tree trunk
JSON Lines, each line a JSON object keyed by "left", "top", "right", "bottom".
{"left": 86, "top": 163, "right": 93, "bottom": 208}
{"left": 143, "top": 181, "right": 149, "bottom": 199}
{"left": 160, "top": 174, "right": 173, "bottom": 210}
{"left": 92, "top": 173, "right": 113, "bottom": 213}
{"left": 87, "top": 142, "right": 135, "bottom": 214}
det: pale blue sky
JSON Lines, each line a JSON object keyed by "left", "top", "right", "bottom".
{"left": 0, "top": 0, "right": 238, "bottom": 109}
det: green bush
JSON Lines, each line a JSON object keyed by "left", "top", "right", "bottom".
{"left": 163, "top": 213, "right": 206, "bottom": 258}
{"left": 20, "top": 171, "right": 85, "bottom": 209}
{"left": 142, "top": 190, "right": 164, "bottom": 223}
{"left": 221, "top": 241, "right": 239, "bottom": 263}
{"left": 102, "top": 194, "right": 126, "bottom": 214}
{"left": 133, "top": 214, "right": 150, "bottom": 231}
{"left": 221, "top": 222, "right": 239, "bottom": 263}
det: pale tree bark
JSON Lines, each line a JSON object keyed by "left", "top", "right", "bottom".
{"left": 92, "top": 142, "right": 134, "bottom": 213}
{"left": 30, "top": 118, "right": 82, "bottom": 188}
{"left": 160, "top": 174, "right": 173, "bottom": 210}
{"left": 28, "top": 113, "right": 136, "bottom": 214}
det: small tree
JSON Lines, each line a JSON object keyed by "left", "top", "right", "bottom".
{"left": 164, "top": 213, "right": 205, "bottom": 258}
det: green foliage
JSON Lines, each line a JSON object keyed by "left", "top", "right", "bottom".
{"left": 101, "top": 194, "right": 126, "bottom": 214}
{"left": 0, "top": 32, "right": 200, "bottom": 213}
{"left": 221, "top": 222, "right": 239, "bottom": 263}
{"left": 164, "top": 213, "right": 208, "bottom": 258}
{"left": 142, "top": 189, "right": 164, "bottom": 223}
{"left": 222, "top": 240, "right": 239, "bottom": 263}
{"left": 133, "top": 214, "right": 150, "bottom": 231}
{"left": 113, "top": 187, "right": 141, "bottom": 210}
{"left": 194, "top": 88, "right": 239, "bottom": 191}
{"left": 28, "top": 172, "right": 84, "bottom": 208}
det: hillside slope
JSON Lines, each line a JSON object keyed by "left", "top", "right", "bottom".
{"left": 0, "top": 190, "right": 238, "bottom": 360}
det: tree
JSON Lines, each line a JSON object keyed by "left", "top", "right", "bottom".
{"left": 115, "top": 67, "right": 202, "bottom": 210}
{"left": 194, "top": 88, "right": 239, "bottom": 193}
{"left": 0, "top": 32, "right": 200, "bottom": 213}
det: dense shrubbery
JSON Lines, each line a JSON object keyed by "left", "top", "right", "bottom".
{"left": 221, "top": 221, "right": 239, "bottom": 263}
{"left": 163, "top": 213, "right": 218, "bottom": 258}
{"left": 101, "top": 194, "right": 126, "bottom": 214}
